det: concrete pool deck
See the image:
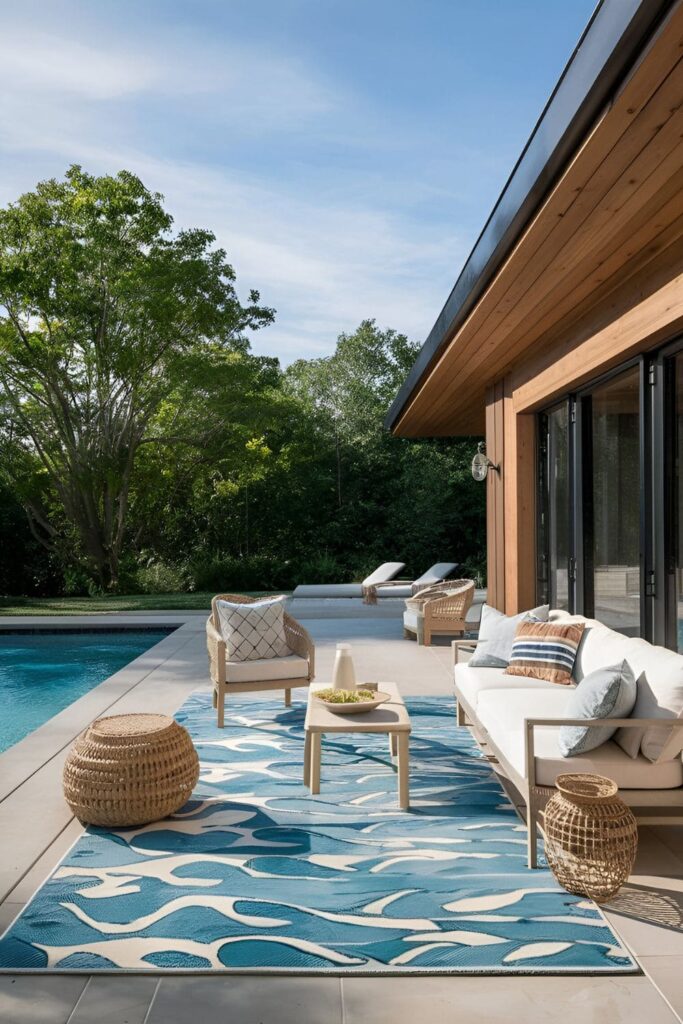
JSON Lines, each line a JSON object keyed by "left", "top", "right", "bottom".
{"left": 0, "top": 607, "right": 682, "bottom": 1023}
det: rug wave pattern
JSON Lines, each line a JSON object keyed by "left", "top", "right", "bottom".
{"left": 0, "top": 694, "right": 635, "bottom": 973}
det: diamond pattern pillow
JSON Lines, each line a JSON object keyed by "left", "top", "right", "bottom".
{"left": 216, "top": 597, "right": 291, "bottom": 662}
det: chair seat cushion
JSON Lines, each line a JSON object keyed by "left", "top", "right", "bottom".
{"left": 476, "top": 688, "right": 683, "bottom": 789}
{"left": 225, "top": 654, "right": 309, "bottom": 684}
{"left": 403, "top": 609, "right": 419, "bottom": 630}
{"left": 454, "top": 663, "right": 572, "bottom": 712}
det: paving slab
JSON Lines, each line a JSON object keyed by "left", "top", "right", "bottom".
{"left": 0, "top": 975, "right": 87, "bottom": 1024}
{"left": 147, "top": 976, "right": 343, "bottom": 1024}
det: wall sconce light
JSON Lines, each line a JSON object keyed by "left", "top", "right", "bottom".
{"left": 471, "top": 441, "right": 500, "bottom": 482}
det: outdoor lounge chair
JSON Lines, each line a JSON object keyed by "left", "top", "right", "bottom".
{"left": 206, "top": 594, "right": 315, "bottom": 727}
{"left": 363, "top": 562, "right": 461, "bottom": 604}
{"left": 291, "top": 561, "right": 405, "bottom": 600}
{"left": 403, "top": 579, "right": 475, "bottom": 645}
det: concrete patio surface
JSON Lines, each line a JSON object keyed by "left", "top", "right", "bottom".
{"left": 0, "top": 607, "right": 681, "bottom": 1023}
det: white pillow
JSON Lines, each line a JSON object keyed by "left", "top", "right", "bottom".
{"left": 613, "top": 637, "right": 683, "bottom": 761}
{"left": 216, "top": 597, "right": 291, "bottom": 662}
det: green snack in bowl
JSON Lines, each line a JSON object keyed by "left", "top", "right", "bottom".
{"left": 316, "top": 688, "right": 376, "bottom": 704}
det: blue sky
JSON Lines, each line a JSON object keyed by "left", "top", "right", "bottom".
{"left": 1, "top": 0, "right": 596, "bottom": 363}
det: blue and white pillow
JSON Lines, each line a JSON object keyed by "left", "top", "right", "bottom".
{"left": 468, "top": 604, "right": 550, "bottom": 668}
{"left": 559, "top": 661, "right": 637, "bottom": 757}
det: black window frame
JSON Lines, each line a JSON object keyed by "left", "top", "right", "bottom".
{"left": 536, "top": 343, "right": 683, "bottom": 650}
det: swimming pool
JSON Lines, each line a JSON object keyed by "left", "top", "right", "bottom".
{"left": 0, "top": 629, "right": 174, "bottom": 753}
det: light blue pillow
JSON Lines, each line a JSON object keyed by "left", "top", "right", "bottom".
{"left": 559, "top": 661, "right": 637, "bottom": 757}
{"left": 468, "top": 604, "right": 550, "bottom": 668}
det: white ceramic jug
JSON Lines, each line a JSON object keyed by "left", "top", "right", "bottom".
{"left": 332, "top": 643, "right": 356, "bottom": 690}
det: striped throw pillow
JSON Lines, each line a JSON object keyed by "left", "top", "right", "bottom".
{"left": 505, "top": 620, "right": 585, "bottom": 685}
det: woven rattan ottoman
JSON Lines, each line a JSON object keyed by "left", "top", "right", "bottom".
{"left": 63, "top": 713, "right": 199, "bottom": 827}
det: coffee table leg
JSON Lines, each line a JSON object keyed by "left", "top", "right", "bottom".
{"left": 397, "top": 733, "right": 409, "bottom": 809}
{"left": 303, "top": 729, "right": 311, "bottom": 787}
{"left": 310, "top": 732, "right": 321, "bottom": 795}
{"left": 389, "top": 733, "right": 397, "bottom": 757}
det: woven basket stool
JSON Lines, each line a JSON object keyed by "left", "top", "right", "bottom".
{"left": 543, "top": 773, "right": 637, "bottom": 903}
{"left": 63, "top": 713, "right": 199, "bottom": 827}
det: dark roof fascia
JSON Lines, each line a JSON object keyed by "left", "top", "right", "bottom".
{"left": 385, "top": 0, "right": 675, "bottom": 432}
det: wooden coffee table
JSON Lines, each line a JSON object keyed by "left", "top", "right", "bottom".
{"left": 303, "top": 681, "right": 411, "bottom": 809}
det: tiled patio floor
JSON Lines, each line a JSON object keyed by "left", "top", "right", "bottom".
{"left": 0, "top": 608, "right": 681, "bottom": 1023}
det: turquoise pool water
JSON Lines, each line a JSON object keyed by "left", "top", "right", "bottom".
{"left": 0, "top": 629, "right": 173, "bottom": 753}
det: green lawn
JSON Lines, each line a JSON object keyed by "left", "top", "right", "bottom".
{"left": 0, "top": 592, "right": 280, "bottom": 616}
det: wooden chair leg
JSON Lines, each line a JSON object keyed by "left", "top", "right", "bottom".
{"left": 456, "top": 700, "right": 467, "bottom": 727}
{"left": 217, "top": 684, "right": 225, "bottom": 728}
{"left": 284, "top": 688, "right": 292, "bottom": 707}
{"left": 212, "top": 687, "right": 217, "bottom": 708}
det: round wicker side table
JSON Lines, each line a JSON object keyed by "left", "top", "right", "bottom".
{"left": 63, "top": 713, "right": 199, "bottom": 827}
{"left": 543, "top": 773, "right": 637, "bottom": 902}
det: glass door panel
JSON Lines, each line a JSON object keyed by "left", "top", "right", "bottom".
{"left": 671, "top": 354, "right": 683, "bottom": 650}
{"left": 586, "top": 367, "right": 641, "bottom": 635}
{"left": 548, "top": 405, "right": 570, "bottom": 610}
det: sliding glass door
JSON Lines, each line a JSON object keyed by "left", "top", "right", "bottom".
{"left": 583, "top": 366, "right": 641, "bottom": 635}
{"left": 537, "top": 344, "right": 683, "bottom": 648}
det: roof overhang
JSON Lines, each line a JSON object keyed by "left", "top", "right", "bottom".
{"left": 386, "top": 0, "right": 677, "bottom": 437}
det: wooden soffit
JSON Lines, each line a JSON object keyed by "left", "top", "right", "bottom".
{"left": 391, "top": 1, "right": 683, "bottom": 436}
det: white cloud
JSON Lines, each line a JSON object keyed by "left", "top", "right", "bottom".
{"left": 0, "top": 31, "right": 156, "bottom": 99}
{"left": 0, "top": 16, "right": 468, "bottom": 363}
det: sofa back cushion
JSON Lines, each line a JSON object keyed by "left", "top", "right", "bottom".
{"left": 505, "top": 620, "right": 585, "bottom": 685}
{"left": 552, "top": 612, "right": 683, "bottom": 763}
{"left": 468, "top": 603, "right": 550, "bottom": 668}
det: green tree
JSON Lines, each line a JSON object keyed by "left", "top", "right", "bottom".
{"left": 0, "top": 166, "right": 273, "bottom": 590}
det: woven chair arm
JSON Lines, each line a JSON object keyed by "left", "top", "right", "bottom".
{"left": 284, "top": 614, "right": 315, "bottom": 680}
{"left": 423, "top": 582, "right": 475, "bottom": 618}
{"left": 411, "top": 579, "right": 446, "bottom": 596}
{"left": 206, "top": 617, "right": 226, "bottom": 685}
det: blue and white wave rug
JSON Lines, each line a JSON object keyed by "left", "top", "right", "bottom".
{"left": 0, "top": 694, "right": 636, "bottom": 974}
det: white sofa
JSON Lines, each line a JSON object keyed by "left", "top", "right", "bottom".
{"left": 453, "top": 610, "right": 683, "bottom": 867}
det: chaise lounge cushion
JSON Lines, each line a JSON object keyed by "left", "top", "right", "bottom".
{"left": 476, "top": 688, "right": 683, "bottom": 789}
{"left": 225, "top": 654, "right": 309, "bottom": 684}
{"left": 454, "top": 663, "right": 572, "bottom": 713}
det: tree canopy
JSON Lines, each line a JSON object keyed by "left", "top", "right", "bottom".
{"left": 0, "top": 168, "right": 485, "bottom": 596}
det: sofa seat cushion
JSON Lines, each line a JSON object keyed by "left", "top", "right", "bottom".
{"left": 476, "top": 688, "right": 683, "bottom": 789}
{"left": 455, "top": 663, "right": 572, "bottom": 713}
{"left": 225, "top": 654, "right": 309, "bottom": 684}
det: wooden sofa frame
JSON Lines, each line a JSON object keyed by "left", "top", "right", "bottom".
{"left": 452, "top": 639, "right": 683, "bottom": 868}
